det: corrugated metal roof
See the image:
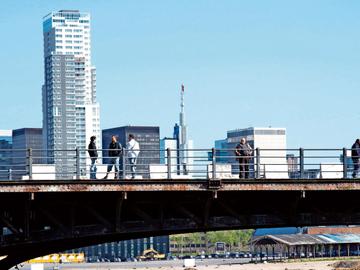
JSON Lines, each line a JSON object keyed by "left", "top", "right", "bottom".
{"left": 253, "top": 227, "right": 301, "bottom": 237}
{"left": 252, "top": 234, "right": 360, "bottom": 246}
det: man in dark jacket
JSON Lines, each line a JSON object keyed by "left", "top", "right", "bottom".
{"left": 103, "top": 136, "right": 122, "bottom": 179}
{"left": 235, "top": 137, "right": 253, "bottom": 179}
{"left": 88, "top": 136, "right": 98, "bottom": 179}
{"left": 352, "top": 139, "right": 360, "bottom": 178}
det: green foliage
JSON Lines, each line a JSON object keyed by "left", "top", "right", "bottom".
{"left": 170, "top": 229, "right": 254, "bottom": 249}
{"left": 206, "top": 230, "right": 254, "bottom": 247}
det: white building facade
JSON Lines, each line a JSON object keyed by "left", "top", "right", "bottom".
{"left": 218, "top": 127, "right": 288, "bottom": 179}
{"left": 42, "top": 10, "right": 101, "bottom": 177}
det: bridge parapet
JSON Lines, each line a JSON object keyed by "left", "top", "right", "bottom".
{"left": 0, "top": 179, "right": 359, "bottom": 193}
{"left": 0, "top": 147, "right": 357, "bottom": 182}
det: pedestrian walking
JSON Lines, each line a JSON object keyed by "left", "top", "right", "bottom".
{"left": 88, "top": 136, "right": 98, "bottom": 179}
{"left": 351, "top": 139, "right": 360, "bottom": 178}
{"left": 235, "top": 137, "right": 253, "bottom": 179}
{"left": 103, "top": 136, "right": 122, "bottom": 179}
{"left": 126, "top": 134, "right": 140, "bottom": 179}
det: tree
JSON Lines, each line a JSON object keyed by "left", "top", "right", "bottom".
{"left": 171, "top": 230, "right": 255, "bottom": 254}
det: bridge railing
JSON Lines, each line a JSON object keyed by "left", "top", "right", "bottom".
{"left": 0, "top": 148, "right": 357, "bottom": 180}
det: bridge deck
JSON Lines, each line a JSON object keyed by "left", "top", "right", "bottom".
{"left": 0, "top": 179, "right": 359, "bottom": 192}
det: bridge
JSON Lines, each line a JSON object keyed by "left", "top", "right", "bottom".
{"left": 0, "top": 148, "right": 359, "bottom": 268}
{"left": 0, "top": 179, "right": 360, "bottom": 268}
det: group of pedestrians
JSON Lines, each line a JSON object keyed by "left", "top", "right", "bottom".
{"left": 87, "top": 134, "right": 140, "bottom": 180}
{"left": 88, "top": 135, "right": 360, "bottom": 180}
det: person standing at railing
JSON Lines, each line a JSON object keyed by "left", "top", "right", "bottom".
{"left": 235, "top": 137, "right": 253, "bottom": 179}
{"left": 103, "top": 136, "right": 122, "bottom": 180}
{"left": 88, "top": 136, "right": 98, "bottom": 179}
{"left": 351, "top": 139, "right": 360, "bottom": 178}
{"left": 126, "top": 134, "right": 140, "bottom": 179}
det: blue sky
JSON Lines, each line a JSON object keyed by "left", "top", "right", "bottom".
{"left": 0, "top": 0, "right": 359, "bottom": 148}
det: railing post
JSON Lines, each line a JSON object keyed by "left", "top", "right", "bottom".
{"left": 75, "top": 148, "right": 80, "bottom": 179}
{"left": 27, "top": 148, "right": 33, "bottom": 180}
{"left": 256, "top": 148, "right": 260, "bottom": 179}
{"left": 299, "top": 148, "right": 304, "bottom": 179}
{"left": 167, "top": 148, "right": 171, "bottom": 179}
{"left": 343, "top": 147, "right": 348, "bottom": 179}
{"left": 122, "top": 150, "right": 126, "bottom": 179}
{"left": 212, "top": 148, "right": 216, "bottom": 180}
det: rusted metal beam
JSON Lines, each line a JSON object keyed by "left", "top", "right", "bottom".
{"left": 39, "top": 208, "right": 67, "bottom": 235}
{"left": 115, "top": 194, "right": 125, "bottom": 233}
{"left": 131, "top": 204, "right": 157, "bottom": 225}
{"left": 83, "top": 205, "right": 113, "bottom": 232}
{"left": 177, "top": 205, "right": 202, "bottom": 226}
{"left": 217, "top": 200, "right": 246, "bottom": 224}
{"left": 0, "top": 216, "right": 20, "bottom": 235}
{"left": 203, "top": 197, "right": 212, "bottom": 228}
{"left": 0, "top": 179, "right": 359, "bottom": 193}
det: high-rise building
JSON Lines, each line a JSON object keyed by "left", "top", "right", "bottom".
{"left": 102, "top": 126, "right": 160, "bottom": 178}
{"left": 12, "top": 128, "right": 43, "bottom": 180}
{"left": 42, "top": 10, "right": 101, "bottom": 178}
{"left": 216, "top": 127, "right": 288, "bottom": 178}
{"left": 160, "top": 86, "right": 194, "bottom": 177}
{"left": 0, "top": 130, "right": 12, "bottom": 180}
{"left": 71, "top": 236, "right": 169, "bottom": 262}
{"left": 178, "top": 85, "right": 194, "bottom": 175}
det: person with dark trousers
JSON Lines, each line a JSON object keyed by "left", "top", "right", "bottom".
{"left": 88, "top": 136, "right": 98, "bottom": 179}
{"left": 351, "top": 139, "right": 360, "bottom": 178}
{"left": 235, "top": 137, "right": 253, "bottom": 179}
{"left": 103, "top": 136, "right": 122, "bottom": 179}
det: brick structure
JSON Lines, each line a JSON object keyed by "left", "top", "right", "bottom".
{"left": 306, "top": 226, "right": 360, "bottom": 235}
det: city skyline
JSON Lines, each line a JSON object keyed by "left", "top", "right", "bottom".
{"left": 1, "top": 1, "right": 360, "bottom": 149}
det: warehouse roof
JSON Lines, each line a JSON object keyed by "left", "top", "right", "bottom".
{"left": 251, "top": 234, "right": 360, "bottom": 246}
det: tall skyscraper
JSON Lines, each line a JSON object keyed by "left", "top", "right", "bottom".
{"left": 160, "top": 86, "right": 194, "bottom": 177}
{"left": 42, "top": 10, "right": 101, "bottom": 177}
{"left": 178, "top": 85, "right": 193, "bottom": 175}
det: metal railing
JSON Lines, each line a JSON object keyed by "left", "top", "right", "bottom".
{"left": 0, "top": 147, "right": 358, "bottom": 181}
